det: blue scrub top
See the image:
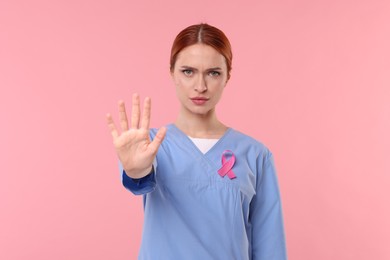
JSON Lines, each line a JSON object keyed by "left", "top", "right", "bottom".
{"left": 121, "top": 124, "right": 287, "bottom": 260}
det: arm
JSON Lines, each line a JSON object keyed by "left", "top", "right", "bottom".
{"left": 250, "top": 150, "right": 287, "bottom": 260}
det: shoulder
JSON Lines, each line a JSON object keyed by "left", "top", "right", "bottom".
{"left": 149, "top": 124, "right": 183, "bottom": 148}
{"left": 229, "top": 128, "right": 268, "bottom": 149}
{"left": 225, "top": 128, "right": 273, "bottom": 160}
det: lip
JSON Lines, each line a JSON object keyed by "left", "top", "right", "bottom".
{"left": 190, "top": 97, "right": 209, "bottom": 105}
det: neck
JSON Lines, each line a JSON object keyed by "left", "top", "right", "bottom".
{"left": 175, "top": 108, "right": 228, "bottom": 138}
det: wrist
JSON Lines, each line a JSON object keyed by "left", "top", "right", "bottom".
{"left": 124, "top": 166, "right": 153, "bottom": 179}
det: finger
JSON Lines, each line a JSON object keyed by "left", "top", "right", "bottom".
{"left": 140, "top": 97, "right": 151, "bottom": 130}
{"left": 118, "top": 100, "right": 129, "bottom": 131}
{"left": 131, "top": 93, "right": 140, "bottom": 129}
{"left": 106, "top": 113, "right": 119, "bottom": 139}
{"left": 149, "top": 126, "right": 167, "bottom": 153}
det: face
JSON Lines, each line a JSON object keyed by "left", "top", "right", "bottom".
{"left": 171, "top": 43, "right": 228, "bottom": 117}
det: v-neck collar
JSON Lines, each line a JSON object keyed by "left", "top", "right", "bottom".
{"left": 168, "top": 123, "right": 233, "bottom": 157}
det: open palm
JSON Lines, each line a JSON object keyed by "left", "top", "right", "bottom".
{"left": 106, "top": 94, "right": 166, "bottom": 179}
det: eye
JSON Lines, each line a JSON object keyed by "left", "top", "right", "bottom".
{"left": 208, "top": 71, "right": 221, "bottom": 77}
{"left": 182, "top": 69, "right": 193, "bottom": 76}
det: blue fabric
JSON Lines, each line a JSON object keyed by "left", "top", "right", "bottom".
{"left": 121, "top": 124, "right": 287, "bottom": 260}
{"left": 121, "top": 166, "right": 156, "bottom": 195}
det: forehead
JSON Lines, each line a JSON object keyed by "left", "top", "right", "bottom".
{"left": 175, "top": 44, "right": 226, "bottom": 69}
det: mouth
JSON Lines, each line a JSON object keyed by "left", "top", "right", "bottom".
{"left": 190, "top": 97, "right": 209, "bottom": 105}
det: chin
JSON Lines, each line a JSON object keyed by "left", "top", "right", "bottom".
{"left": 190, "top": 108, "right": 214, "bottom": 117}
{"left": 181, "top": 102, "right": 215, "bottom": 117}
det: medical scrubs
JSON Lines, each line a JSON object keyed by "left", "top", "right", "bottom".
{"left": 121, "top": 124, "right": 287, "bottom": 260}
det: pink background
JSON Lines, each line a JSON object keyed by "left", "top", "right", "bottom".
{"left": 1, "top": 0, "right": 389, "bottom": 259}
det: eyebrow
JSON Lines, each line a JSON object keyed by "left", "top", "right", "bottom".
{"left": 180, "top": 66, "right": 223, "bottom": 71}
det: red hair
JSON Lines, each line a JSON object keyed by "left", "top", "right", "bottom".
{"left": 170, "top": 23, "right": 233, "bottom": 79}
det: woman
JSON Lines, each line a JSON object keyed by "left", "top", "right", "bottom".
{"left": 107, "top": 23, "right": 287, "bottom": 260}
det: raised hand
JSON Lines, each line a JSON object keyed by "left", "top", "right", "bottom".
{"left": 106, "top": 94, "right": 166, "bottom": 179}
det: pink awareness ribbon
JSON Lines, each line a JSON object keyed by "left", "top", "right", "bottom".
{"left": 218, "top": 150, "right": 237, "bottom": 179}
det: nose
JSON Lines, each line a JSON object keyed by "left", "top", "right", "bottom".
{"left": 194, "top": 75, "right": 207, "bottom": 93}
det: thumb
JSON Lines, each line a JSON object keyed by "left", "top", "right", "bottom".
{"left": 149, "top": 127, "right": 167, "bottom": 154}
